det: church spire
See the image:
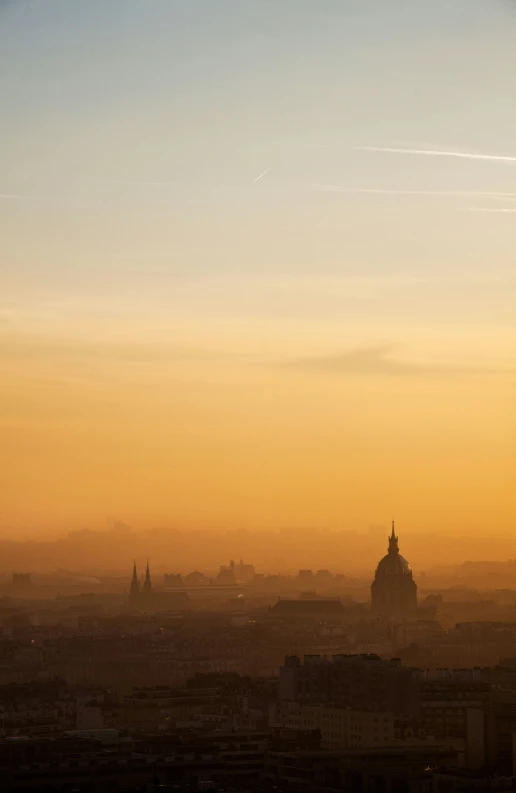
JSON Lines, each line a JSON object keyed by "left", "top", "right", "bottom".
{"left": 129, "top": 561, "right": 140, "bottom": 603}
{"left": 143, "top": 560, "right": 152, "bottom": 591}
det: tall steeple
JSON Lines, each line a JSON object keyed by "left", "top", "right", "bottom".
{"left": 143, "top": 560, "right": 152, "bottom": 592}
{"left": 129, "top": 561, "right": 140, "bottom": 604}
{"left": 388, "top": 519, "right": 399, "bottom": 554}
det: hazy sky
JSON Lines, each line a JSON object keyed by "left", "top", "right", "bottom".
{"left": 1, "top": 0, "right": 515, "bottom": 536}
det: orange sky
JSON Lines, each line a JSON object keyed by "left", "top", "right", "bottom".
{"left": 1, "top": 1, "right": 515, "bottom": 538}
{"left": 1, "top": 309, "right": 514, "bottom": 535}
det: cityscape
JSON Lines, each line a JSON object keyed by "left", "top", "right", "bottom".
{"left": 1, "top": 523, "right": 516, "bottom": 790}
{"left": 2, "top": 0, "right": 516, "bottom": 792}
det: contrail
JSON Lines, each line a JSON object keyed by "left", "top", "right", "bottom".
{"left": 252, "top": 168, "right": 271, "bottom": 183}
{"left": 312, "top": 185, "right": 516, "bottom": 199}
{"left": 85, "top": 179, "right": 179, "bottom": 186}
{"left": 354, "top": 146, "right": 516, "bottom": 164}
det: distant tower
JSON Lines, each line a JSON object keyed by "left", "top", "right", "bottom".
{"left": 129, "top": 562, "right": 140, "bottom": 606}
{"left": 143, "top": 561, "right": 152, "bottom": 593}
{"left": 371, "top": 521, "right": 417, "bottom": 618}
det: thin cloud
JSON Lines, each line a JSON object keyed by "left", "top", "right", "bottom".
{"left": 312, "top": 185, "right": 516, "bottom": 199}
{"left": 460, "top": 207, "right": 516, "bottom": 213}
{"left": 355, "top": 146, "right": 516, "bottom": 164}
{"left": 0, "top": 336, "right": 230, "bottom": 364}
{"left": 289, "top": 345, "right": 514, "bottom": 379}
{"left": 252, "top": 168, "right": 271, "bottom": 183}
{"left": 0, "top": 193, "right": 52, "bottom": 200}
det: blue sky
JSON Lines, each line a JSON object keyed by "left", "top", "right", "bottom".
{"left": 2, "top": 0, "right": 516, "bottom": 326}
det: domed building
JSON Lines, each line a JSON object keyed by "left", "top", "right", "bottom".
{"left": 371, "top": 522, "right": 417, "bottom": 617}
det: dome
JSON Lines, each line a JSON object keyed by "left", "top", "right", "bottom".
{"left": 371, "top": 521, "right": 417, "bottom": 617}
{"left": 373, "top": 521, "right": 413, "bottom": 578}
{"left": 375, "top": 553, "right": 412, "bottom": 576}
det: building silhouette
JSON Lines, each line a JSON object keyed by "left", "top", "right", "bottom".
{"left": 216, "top": 561, "right": 237, "bottom": 586}
{"left": 371, "top": 521, "right": 417, "bottom": 618}
{"left": 216, "top": 559, "right": 255, "bottom": 585}
{"left": 128, "top": 562, "right": 189, "bottom": 611}
{"left": 11, "top": 573, "right": 33, "bottom": 595}
{"left": 129, "top": 562, "right": 140, "bottom": 607}
{"left": 143, "top": 562, "right": 152, "bottom": 595}
{"left": 128, "top": 561, "right": 152, "bottom": 608}
{"left": 163, "top": 573, "right": 184, "bottom": 587}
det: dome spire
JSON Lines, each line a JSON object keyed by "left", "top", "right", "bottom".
{"left": 388, "top": 520, "right": 399, "bottom": 554}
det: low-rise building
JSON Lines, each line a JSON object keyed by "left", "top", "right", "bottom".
{"left": 300, "top": 705, "right": 395, "bottom": 750}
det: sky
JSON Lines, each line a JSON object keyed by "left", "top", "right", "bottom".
{"left": 0, "top": 0, "right": 515, "bottom": 538}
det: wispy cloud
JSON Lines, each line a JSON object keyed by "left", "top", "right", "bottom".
{"left": 289, "top": 345, "right": 514, "bottom": 379}
{"left": 354, "top": 146, "right": 516, "bottom": 164}
{"left": 312, "top": 185, "right": 516, "bottom": 199}
{"left": 0, "top": 335, "right": 229, "bottom": 364}
{"left": 252, "top": 168, "right": 271, "bottom": 183}
{"left": 460, "top": 207, "right": 516, "bottom": 213}
{"left": 0, "top": 193, "right": 52, "bottom": 200}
